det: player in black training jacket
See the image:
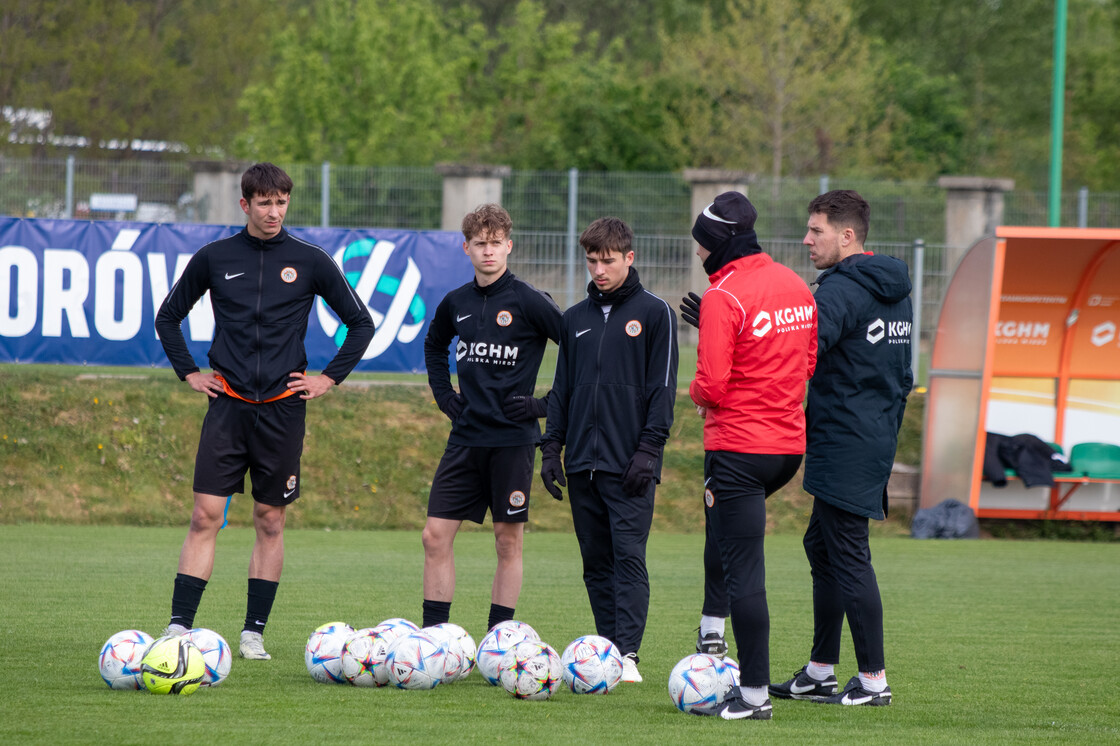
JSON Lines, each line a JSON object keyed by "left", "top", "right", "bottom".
{"left": 540, "top": 217, "right": 678, "bottom": 684}
{"left": 154, "top": 162, "right": 374, "bottom": 661}
{"left": 421, "top": 204, "right": 562, "bottom": 632}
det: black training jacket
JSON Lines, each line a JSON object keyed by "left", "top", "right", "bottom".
{"left": 155, "top": 227, "right": 375, "bottom": 401}
{"left": 803, "top": 252, "right": 913, "bottom": 519}
{"left": 544, "top": 270, "right": 678, "bottom": 476}
{"left": 424, "top": 270, "right": 562, "bottom": 447}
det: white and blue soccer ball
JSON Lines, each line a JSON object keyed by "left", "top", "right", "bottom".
{"left": 560, "top": 634, "right": 624, "bottom": 694}
{"left": 423, "top": 623, "right": 476, "bottom": 683}
{"left": 373, "top": 617, "right": 419, "bottom": 638}
{"left": 476, "top": 622, "right": 536, "bottom": 686}
{"left": 98, "top": 629, "right": 154, "bottom": 690}
{"left": 340, "top": 628, "right": 382, "bottom": 687}
{"left": 386, "top": 631, "right": 446, "bottom": 690}
{"left": 182, "top": 628, "right": 232, "bottom": 686}
{"left": 719, "top": 656, "right": 740, "bottom": 695}
{"left": 498, "top": 639, "right": 563, "bottom": 700}
{"left": 667, "top": 653, "right": 727, "bottom": 715}
{"left": 305, "top": 622, "right": 355, "bottom": 684}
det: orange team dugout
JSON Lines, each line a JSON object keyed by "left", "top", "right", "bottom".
{"left": 921, "top": 226, "right": 1120, "bottom": 522}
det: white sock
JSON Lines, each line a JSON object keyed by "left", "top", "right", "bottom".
{"left": 741, "top": 685, "right": 769, "bottom": 706}
{"left": 859, "top": 670, "right": 887, "bottom": 693}
{"left": 699, "top": 615, "right": 726, "bottom": 637}
{"left": 807, "top": 661, "right": 835, "bottom": 680}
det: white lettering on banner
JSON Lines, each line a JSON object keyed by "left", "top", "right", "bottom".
{"left": 42, "top": 249, "right": 90, "bottom": 338}
{"left": 1090, "top": 321, "right": 1116, "bottom": 347}
{"left": 93, "top": 251, "right": 143, "bottom": 341}
{"left": 0, "top": 246, "right": 38, "bottom": 337}
{"left": 995, "top": 320, "right": 1050, "bottom": 345}
{"left": 146, "top": 252, "right": 214, "bottom": 341}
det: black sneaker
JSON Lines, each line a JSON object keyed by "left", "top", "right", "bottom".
{"left": 718, "top": 687, "right": 773, "bottom": 721}
{"left": 819, "top": 676, "right": 892, "bottom": 706}
{"left": 769, "top": 666, "right": 839, "bottom": 701}
{"left": 695, "top": 628, "right": 728, "bottom": 658}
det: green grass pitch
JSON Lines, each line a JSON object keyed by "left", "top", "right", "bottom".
{"left": 1, "top": 525, "right": 1117, "bottom": 744}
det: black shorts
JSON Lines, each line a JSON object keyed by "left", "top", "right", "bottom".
{"left": 193, "top": 394, "right": 306, "bottom": 506}
{"left": 427, "top": 444, "right": 535, "bottom": 524}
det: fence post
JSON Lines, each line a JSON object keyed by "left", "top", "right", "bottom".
{"left": 1078, "top": 186, "right": 1088, "bottom": 228}
{"left": 65, "top": 155, "right": 75, "bottom": 219}
{"left": 566, "top": 167, "right": 579, "bottom": 310}
{"left": 819, "top": 174, "right": 830, "bottom": 195}
{"left": 320, "top": 161, "right": 331, "bottom": 227}
{"left": 912, "top": 238, "right": 924, "bottom": 386}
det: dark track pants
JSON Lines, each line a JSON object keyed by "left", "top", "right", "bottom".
{"left": 567, "top": 470, "right": 654, "bottom": 657}
{"left": 703, "top": 451, "right": 802, "bottom": 687}
{"left": 803, "top": 496, "right": 885, "bottom": 673}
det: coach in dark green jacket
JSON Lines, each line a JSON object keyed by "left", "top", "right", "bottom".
{"left": 770, "top": 190, "right": 912, "bottom": 709}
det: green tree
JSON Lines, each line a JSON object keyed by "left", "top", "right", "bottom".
{"left": 235, "top": 0, "right": 487, "bottom": 165}
{"left": 660, "top": 0, "right": 881, "bottom": 179}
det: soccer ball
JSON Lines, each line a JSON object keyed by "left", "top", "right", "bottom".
{"left": 385, "top": 631, "right": 446, "bottom": 690}
{"left": 498, "top": 640, "right": 563, "bottom": 700}
{"left": 476, "top": 623, "right": 535, "bottom": 686}
{"left": 719, "top": 656, "right": 740, "bottom": 694}
{"left": 182, "top": 628, "right": 231, "bottom": 687}
{"left": 140, "top": 635, "right": 206, "bottom": 696}
{"left": 98, "top": 629, "right": 154, "bottom": 690}
{"left": 560, "top": 635, "right": 623, "bottom": 694}
{"left": 305, "top": 623, "right": 355, "bottom": 684}
{"left": 667, "top": 653, "right": 727, "bottom": 715}
{"left": 340, "top": 629, "right": 381, "bottom": 687}
{"left": 373, "top": 617, "right": 419, "bottom": 638}
{"left": 423, "top": 623, "right": 476, "bottom": 683}
{"left": 490, "top": 619, "right": 539, "bottom": 642}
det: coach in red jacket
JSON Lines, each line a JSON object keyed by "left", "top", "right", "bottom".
{"left": 683, "top": 191, "right": 817, "bottom": 721}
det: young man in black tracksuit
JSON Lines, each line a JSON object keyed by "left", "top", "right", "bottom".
{"left": 541, "top": 217, "right": 678, "bottom": 684}
{"left": 422, "top": 204, "right": 562, "bottom": 633}
{"left": 155, "top": 162, "right": 375, "bottom": 660}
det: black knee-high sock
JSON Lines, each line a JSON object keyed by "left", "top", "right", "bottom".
{"left": 422, "top": 599, "right": 452, "bottom": 628}
{"left": 170, "top": 573, "right": 208, "bottom": 629}
{"left": 488, "top": 603, "right": 515, "bottom": 631}
{"left": 243, "top": 578, "right": 279, "bottom": 634}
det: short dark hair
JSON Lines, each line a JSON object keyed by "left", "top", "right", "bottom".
{"left": 461, "top": 203, "right": 513, "bottom": 242}
{"left": 580, "top": 217, "right": 633, "bottom": 257}
{"left": 808, "top": 190, "right": 870, "bottom": 244}
{"left": 241, "top": 162, "right": 293, "bottom": 201}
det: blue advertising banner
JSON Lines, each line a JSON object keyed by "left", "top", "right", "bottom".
{"left": 0, "top": 217, "right": 472, "bottom": 373}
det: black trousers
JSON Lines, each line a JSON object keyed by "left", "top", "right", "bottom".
{"left": 803, "top": 497, "right": 885, "bottom": 673}
{"left": 567, "top": 470, "right": 654, "bottom": 657}
{"left": 702, "top": 451, "right": 802, "bottom": 686}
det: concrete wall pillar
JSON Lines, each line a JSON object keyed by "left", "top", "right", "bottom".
{"left": 682, "top": 168, "right": 753, "bottom": 342}
{"left": 192, "top": 161, "right": 247, "bottom": 226}
{"left": 938, "top": 176, "right": 1015, "bottom": 272}
{"left": 437, "top": 164, "right": 511, "bottom": 232}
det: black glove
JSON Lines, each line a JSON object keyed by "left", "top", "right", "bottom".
{"left": 437, "top": 392, "right": 465, "bottom": 421}
{"left": 540, "top": 440, "right": 566, "bottom": 501}
{"left": 503, "top": 394, "right": 548, "bottom": 421}
{"left": 679, "top": 291, "right": 701, "bottom": 330}
{"left": 622, "top": 441, "right": 661, "bottom": 497}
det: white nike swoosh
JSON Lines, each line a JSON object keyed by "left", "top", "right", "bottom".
{"left": 283, "top": 488, "right": 296, "bottom": 498}
{"left": 225, "top": 272, "right": 244, "bottom": 280}
{"left": 575, "top": 329, "right": 591, "bottom": 337}
{"left": 507, "top": 507, "right": 527, "bottom": 515}
{"left": 791, "top": 681, "right": 822, "bottom": 694}
{"left": 841, "top": 693, "right": 873, "bottom": 705}
{"left": 456, "top": 314, "right": 472, "bottom": 322}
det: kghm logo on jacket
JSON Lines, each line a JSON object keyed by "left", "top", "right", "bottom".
{"left": 752, "top": 304, "right": 814, "bottom": 338}
{"left": 456, "top": 339, "right": 519, "bottom": 366}
{"left": 866, "top": 318, "right": 911, "bottom": 345}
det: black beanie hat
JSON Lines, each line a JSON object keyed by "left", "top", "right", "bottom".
{"left": 691, "top": 191, "right": 762, "bottom": 274}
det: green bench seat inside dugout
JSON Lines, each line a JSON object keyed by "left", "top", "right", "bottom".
{"left": 1069, "top": 442, "right": 1120, "bottom": 480}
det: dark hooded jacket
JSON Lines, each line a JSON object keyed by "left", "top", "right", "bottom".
{"left": 803, "top": 253, "right": 913, "bottom": 519}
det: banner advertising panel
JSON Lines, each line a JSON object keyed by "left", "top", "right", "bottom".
{"left": 0, "top": 217, "right": 472, "bottom": 373}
